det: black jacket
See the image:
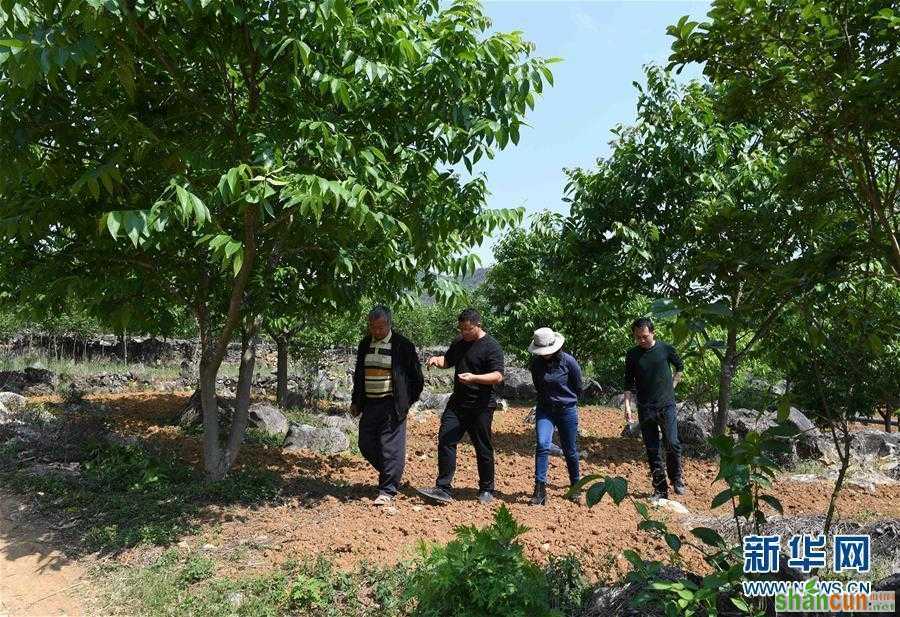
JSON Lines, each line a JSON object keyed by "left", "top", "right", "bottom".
{"left": 351, "top": 331, "right": 424, "bottom": 422}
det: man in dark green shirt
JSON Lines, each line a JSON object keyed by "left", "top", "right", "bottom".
{"left": 624, "top": 317, "right": 685, "bottom": 500}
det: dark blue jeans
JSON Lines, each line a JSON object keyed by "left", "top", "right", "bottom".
{"left": 535, "top": 403, "right": 580, "bottom": 485}
{"left": 638, "top": 401, "right": 682, "bottom": 495}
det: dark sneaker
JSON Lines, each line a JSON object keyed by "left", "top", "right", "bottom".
{"left": 416, "top": 486, "right": 453, "bottom": 504}
{"left": 477, "top": 491, "right": 494, "bottom": 505}
{"left": 651, "top": 491, "right": 668, "bottom": 503}
{"left": 673, "top": 481, "right": 686, "bottom": 496}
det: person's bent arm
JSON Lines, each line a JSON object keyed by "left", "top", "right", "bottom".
{"left": 458, "top": 371, "right": 503, "bottom": 385}
{"left": 426, "top": 355, "right": 447, "bottom": 369}
{"left": 624, "top": 352, "right": 636, "bottom": 423}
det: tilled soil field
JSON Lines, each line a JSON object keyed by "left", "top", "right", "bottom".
{"left": 96, "top": 392, "right": 900, "bottom": 582}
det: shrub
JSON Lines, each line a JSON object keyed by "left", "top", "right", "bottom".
{"left": 181, "top": 555, "right": 216, "bottom": 584}
{"left": 546, "top": 554, "right": 589, "bottom": 616}
{"left": 411, "top": 504, "right": 559, "bottom": 617}
{"left": 82, "top": 442, "right": 192, "bottom": 493}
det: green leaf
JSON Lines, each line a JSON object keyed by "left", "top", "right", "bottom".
{"left": 664, "top": 533, "right": 682, "bottom": 552}
{"left": 586, "top": 481, "right": 607, "bottom": 507}
{"left": 106, "top": 211, "right": 121, "bottom": 238}
{"left": 759, "top": 494, "right": 783, "bottom": 515}
{"left": 730, "top": 596, "right": 750, "bottom": 612}
{"left": 0, "top": 39, "right": 25, "bottom": 48}
{"left": 690, "top": 527, "right": 725, "bottom": 548}
{"left": 633, "top": 500, "right": 650, "bottom": 520}
{"left": 711, "top": 488, "right": 732, "bottom": 509}
{"left": 232, "top": 249, "right": 244, "bottom": 277}
{"left": 605, "top": 476, "right": 628, "bottom": 504}
{"left": 224, "top": 240, "right": 242, "bottom": 259}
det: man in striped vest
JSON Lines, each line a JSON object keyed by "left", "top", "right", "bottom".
{"left": 351, "top": 305, "right": 424, "bottom": 505}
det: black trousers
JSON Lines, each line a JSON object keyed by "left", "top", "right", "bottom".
{"left": 436, "top": 406, "right": 495, "bottom": 493}
{"left": 638, "top": 401, "right": 682, "bottom": 495}
{"left": 358, "top": 397, "right": 406, "bottom": 495}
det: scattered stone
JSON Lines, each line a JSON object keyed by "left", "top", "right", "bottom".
{"left": 583, "top": 565, "right": 701, "bottom": 617}
{"left": 178, "top": 541, "right": 190, "bottom": 549}
{"left": 675, "top": 403, "right": 715, "bottom": 448}
{"left": 412, "top": 506, "right": 423, "bottom": 513}
{"left": 0, "top": 392, "right": 27, "bottom": 413}
{"left": 653, "top": 499, "right": 689, "bottom": 515}
{"left": 498, "top": 367, "right": 535, "bottom": 400}
{"left": 248, "top": 402, "right": 289, "bottom": 438}
{"left": 319, "top": 414, "right": 357, "bottom": 432}
{"left": 0, "top": 367, "right": 58, "bottom": 395}
{"left": 175, "top": 390, "right": 232, "bottom": 428}
{"left": 202, "top": 543, "right": 216, "bottom": 550}
{"left": 727, "top": 406, "right": 826, "bottom": 464}
{"left": 413, "top": 392, "right": 451, "bottom": 414}
{"left": 540, "top": 543, "right": 551, "bottom": 553}
{"left": 24, "top": 462, "right": 81, "bottom": 478}
{"left": 226, "top": 592, "right": 245, "bottom": 608}
{"left": 874, "top": 572, "right": 900, "bottom": 593}
{"left": 283, "top": 423, "right": 350, "bottom": 454}
{"left": 849, "top": 430, "right": 900, "bottom": 460}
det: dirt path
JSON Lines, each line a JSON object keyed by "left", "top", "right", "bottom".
{"left": 0, "top": 492, "right": 87, "bottom": 617}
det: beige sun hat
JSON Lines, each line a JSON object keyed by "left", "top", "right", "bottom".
{"left": 528, "top": 327, "right": 565, "bottom": 356}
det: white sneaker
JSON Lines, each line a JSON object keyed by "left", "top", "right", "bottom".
{"left": 373, "top": 493, "right": 394, "bottom": 506}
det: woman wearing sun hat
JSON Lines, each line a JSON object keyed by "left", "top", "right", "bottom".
{"left": 527, "top": 327, "right": 584, "bottom": 506}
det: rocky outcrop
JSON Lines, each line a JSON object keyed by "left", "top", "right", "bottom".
{"left": 174, "top": 391, "right": 233, "bottom": 428}
{"left": 582, "top": 566, "right": 703, "bottom": 617}
{"left": 283, "top": 423, "right": 350, "bottom": 454}
{"left": 247, "top": 403, "right": 289, "bottom": 438}
{"left": 0, "top": 367, "right": 58, "bottom": 395}
{"left": 0, "top": 391, "right": 27, "bottom": 413}
{"left": 497, "top": 367, "right": 535, "bottom": 400}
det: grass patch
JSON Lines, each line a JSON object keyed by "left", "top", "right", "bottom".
{"left": 97, "top": 554, "right": 412, "bottom": 617}
{"left": 1, "top": 440, "right": 282, "bottom": 555}
{"left": 790, "top": 459, "right": 829, "bottom": 476}
{"left": 244, "top": 428, "right": 284, "bottom": 447}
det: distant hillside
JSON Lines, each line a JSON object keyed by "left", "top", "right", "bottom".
{"left": 419, "top": 267, "right": 490, "bottom": 304}
{"left": 460, "top": 267, "right": 489, "bottom": 289}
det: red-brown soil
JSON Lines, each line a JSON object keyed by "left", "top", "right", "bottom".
{"left": 87, "top": 392, "right": 900, "bottom": 582}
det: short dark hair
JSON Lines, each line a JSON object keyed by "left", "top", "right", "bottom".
{"left": 632, "top": 317, "right": 654, "bottom": 333}
{"left": 368, "top": 304, "right": 392, "bottom": 324}
{"left": 458, "top": 308, "right": 481, "bottom": 326}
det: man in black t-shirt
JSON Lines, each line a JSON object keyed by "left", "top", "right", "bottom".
{"left": 416, "top": 308, "right": 505, "bottom": 505}
{"left": 624, "top": 317, "right": 685, "bottom": 501}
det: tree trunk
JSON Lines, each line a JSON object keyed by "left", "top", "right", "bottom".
{"left": 823, "top": 423, "right": 853, "bottom": 537}
{"left": 222, "top": 321, "right": 260, "bottom": 471}
{"left": 121, "top": 328, "right": 128, "bottom": 365}
{"left": 714, "top": 326, "right": 739, "bottom": 436}
{"left": 883, "top": 408, "right": 893, "bottom": 433}
{"left": 276, "top": 334, "right": 289, "bottom": 407}
{"left": 197, "top": 207, "right": 260, "bottom": 480}
{"left": 199, "top": 360, "right": 224, "bottom": 479}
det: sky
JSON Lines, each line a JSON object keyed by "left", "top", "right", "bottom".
{"left": 467, "top": 0, "right": 711, "bottom": 265}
